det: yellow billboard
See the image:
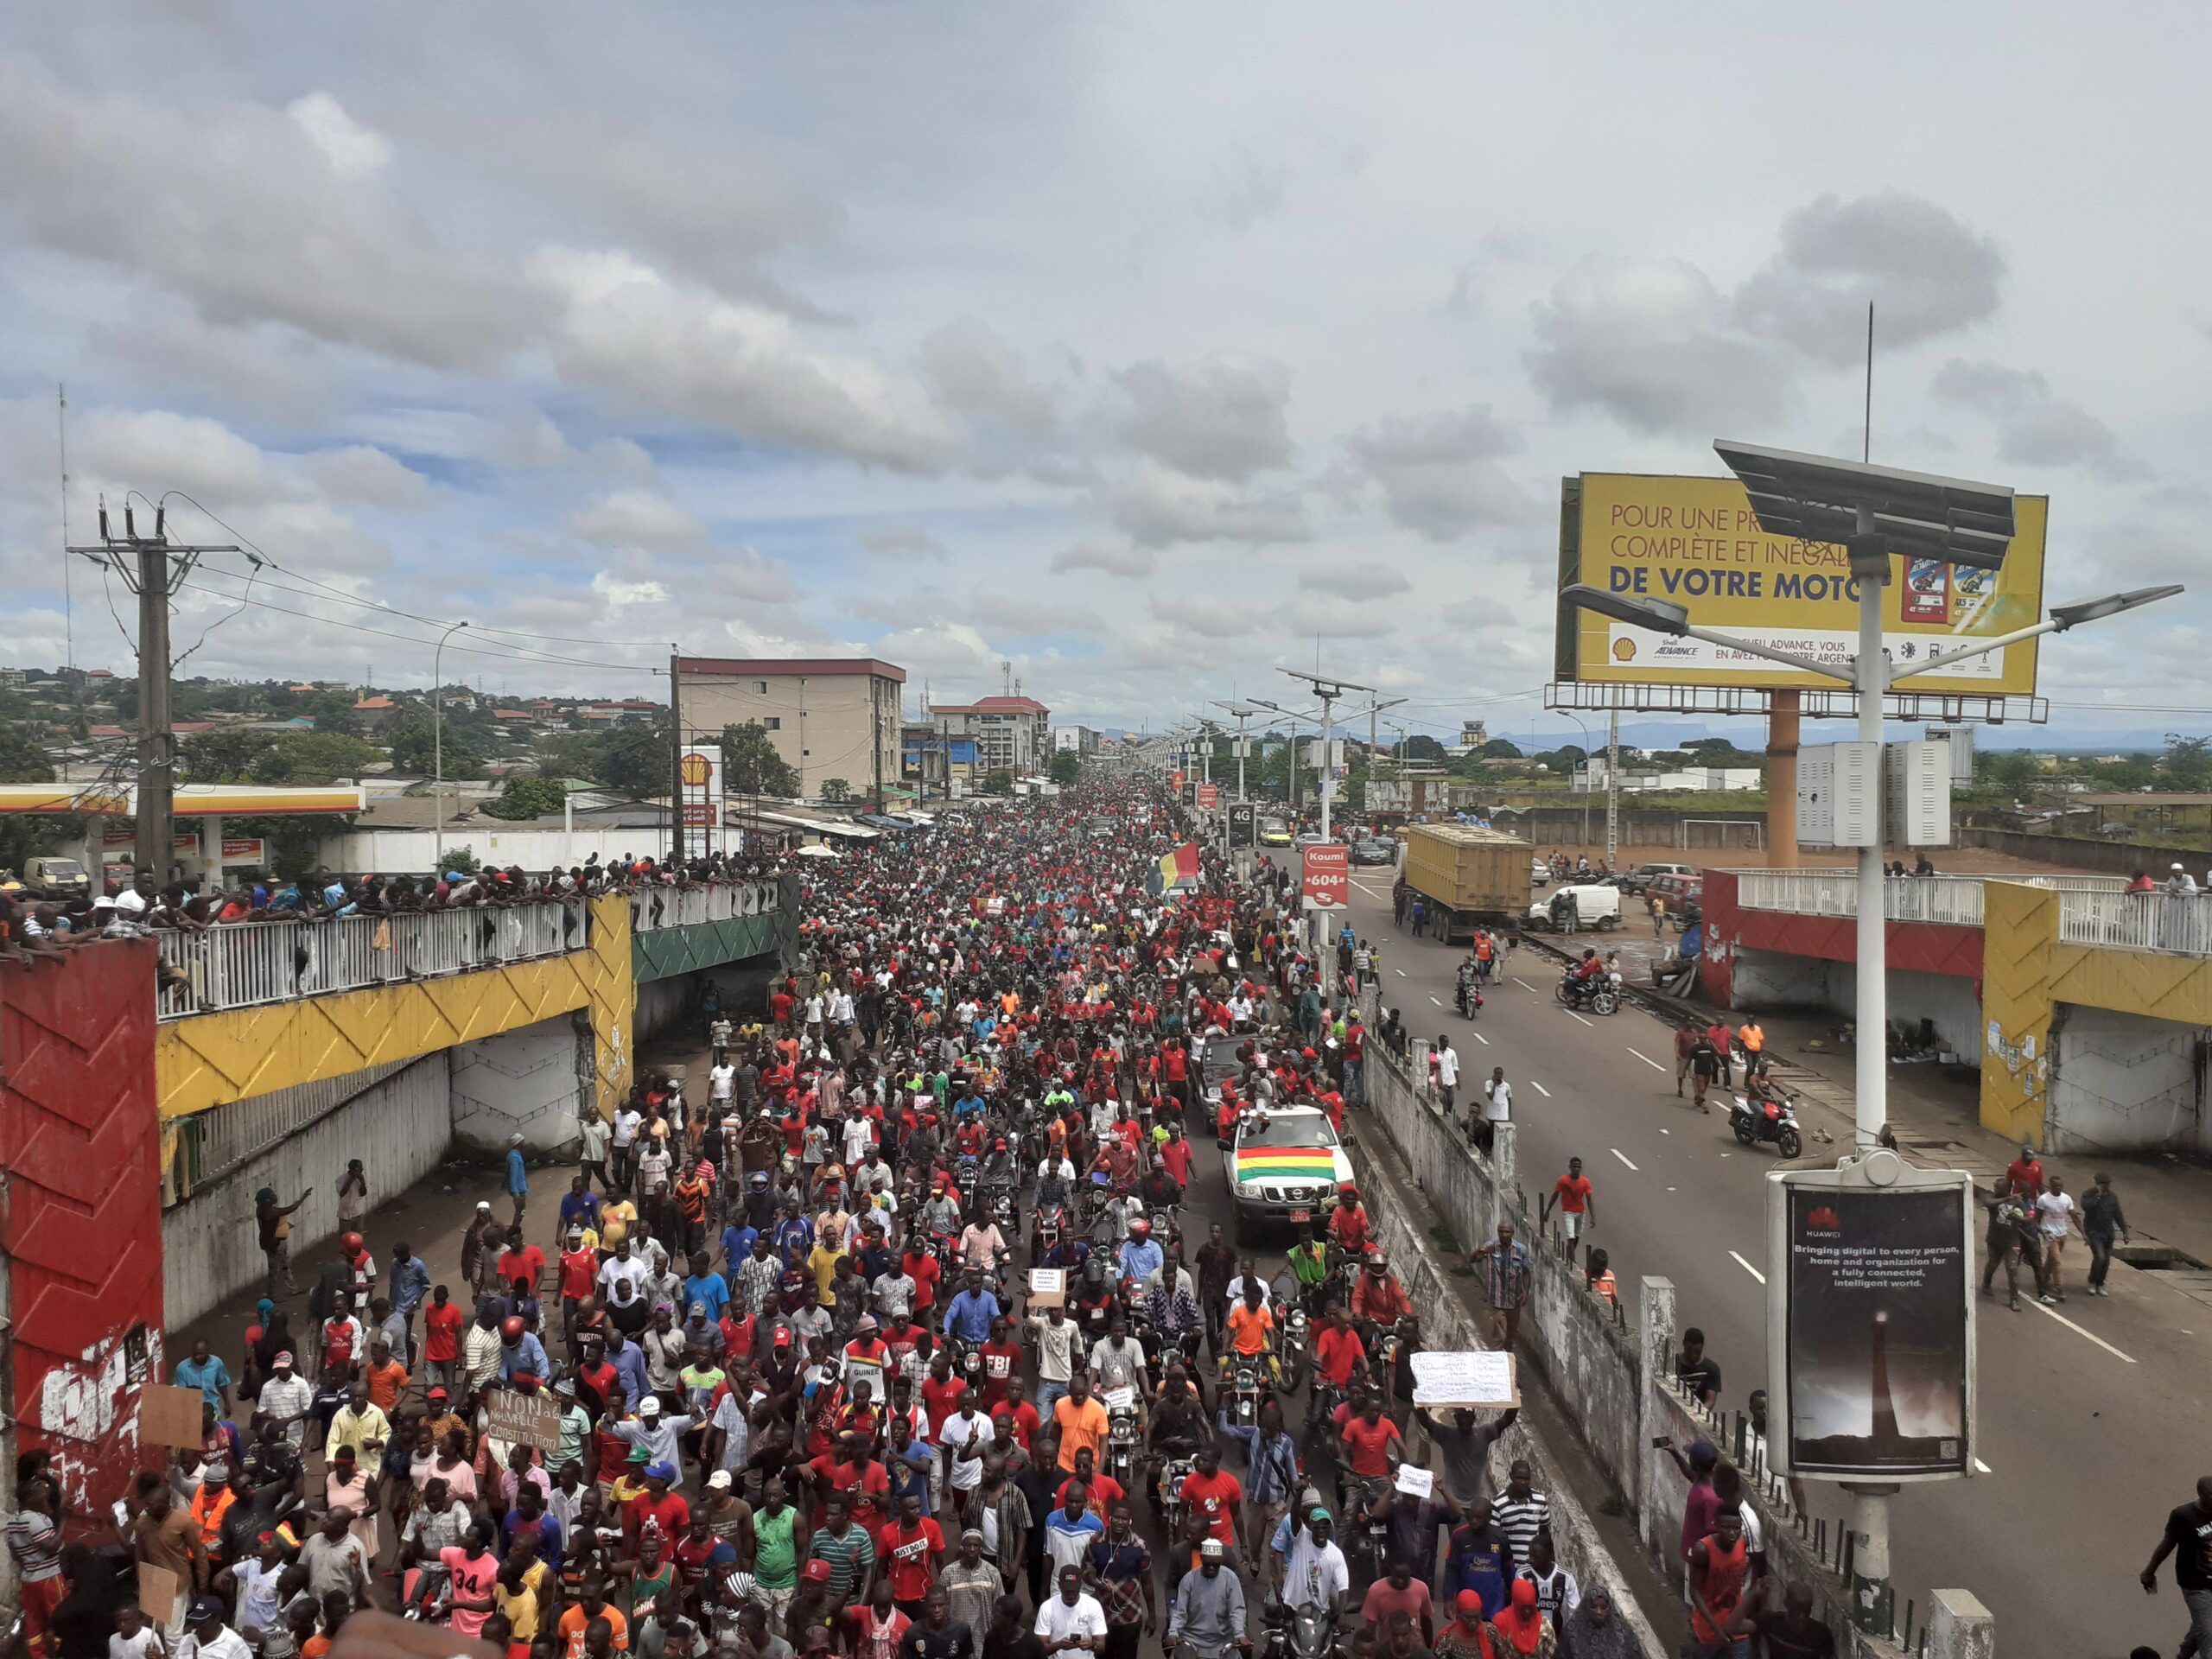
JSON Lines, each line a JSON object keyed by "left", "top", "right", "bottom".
{"left": 1560, "top": 474, "right": 2048, "bottom": 694}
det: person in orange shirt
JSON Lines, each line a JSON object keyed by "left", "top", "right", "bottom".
{"left": 360, "top": 1337, "right": 410, "bottom": 1414}
{"left": 556, "top": 1581, "right": 629, "bottom": 1659}
{"left": 1050, "top": 1374, "right": 1109, "bottom": 1478}
{"left": 1328, "top": 1185, "right": 1370, "bottom": 1257}
{"left": 1222, "top": 1282, "right": 1278, "bottom": 1383}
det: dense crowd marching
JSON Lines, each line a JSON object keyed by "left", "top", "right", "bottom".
{"left": 9, "top": 782, "right": 1646, "bottom": 1659}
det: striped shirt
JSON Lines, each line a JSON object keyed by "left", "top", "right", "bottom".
{"left": 806, "top": 1522, "right": 875, "bottom": 1603}
{"left": 1491, "top": 1489, "right": 1550, "bottom": 1567}
{"left": 6, "top": 1510, "right": 62, "bottom": 1582}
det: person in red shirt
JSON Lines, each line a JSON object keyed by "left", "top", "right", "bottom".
{"left": 770, "top": 988, "right": 795, "bottom": 1027}
{"left": 1053, "top": 1446, "right": 1123, "bottom": 1512}
{"left": 622, "top": 1463, "right": 690, "bottom": 1553}
{"left": 1159, "top": 1124, "right": 1193, "bottom": 1190}
{"left": 992, "top": 1384, "right": 1041, "bottom": 1452}
{"left": 919, "top": 1353, "right": 966, "bottom": 1441}
{"left": 902, "top": 1243, "right": 942, "bottom": 1317}
{"left": 1541, "top": 1158, "right": 1599, "bottom": 1264}
{"left": 1313, "top": 1305, "right": 1370, "bottom": 1399}
{"left": 1175, "top": 1444, "right": 1243, "bottom": 1552}
{"left": 977, "top": 1318, "right": 1023, "bottom": 1408}
{"left": 557, "top": 1238, "right": 598, "bottom": 1322}
{"left": 2005, "top": 1144, "right": 2045, "bottom": 1199}
{"left": 422, "top": 1286, "right": 466, "bottom": 1390}
{"left": 1329, "top": 1185, "right": 1370, "bottom": 1256}
{"left": 876, "top": 1492, "right": 944, "bottom": 1617}
{"left": 1335, "top": 1393, "right": 1402, "bottom": 1529}
{"left": 1349, "top": 1253, "right": 1415, "bottom": 1334}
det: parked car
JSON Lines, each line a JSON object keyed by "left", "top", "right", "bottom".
{"left": 1258, "top": 820, "right": 1294, "bottom": 848}
{"left": 1524, "top": 882, "right": 1623, "bottom": 931}
{"left": 1648, "top": 872, "right": 1704, "bottom": 911}
{"left": 23, "top": 855, "right": 91, "bottom": 900}
{"left": 1618, "top": 861, "right": 1696, "bottom": 895}
{"left": 1350, "top": 838, "right": 1395, "bottom": 866}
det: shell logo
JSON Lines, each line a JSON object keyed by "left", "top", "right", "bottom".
{"left": 679, "top": 752, "right": 715, "bottom": 786}
{"left": 1611, "top": 638, "right": 1637, "bottom": 662}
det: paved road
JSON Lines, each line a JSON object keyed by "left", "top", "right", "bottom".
{"left": 1328, "top": 862, "right": 2208, "bottom": 1657}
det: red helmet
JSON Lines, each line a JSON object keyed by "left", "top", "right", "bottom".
{"left": 500, "top": 1316, "right": 526, "bottom": 1341}
{"left": 1129, "top": 1217, "right": 1152, "bottom": 1238}
{"left": 340, "top": 1232, "right": 365, "bottom": 1255}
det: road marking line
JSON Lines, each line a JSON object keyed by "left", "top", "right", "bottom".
{"left": 1471, "top": 1033, "right": 1490, "bottom": 1046}
{"left": 1627, "top": 1046, "right": 1665, "bottom": 1071}
{"left": 1729, "top": 1250, "right": 1766, "bottom": 1284}
{"left": 1513, "top": 977, "right": 1535, "bottom": 991}
{"left": 1568, "top": 1012, "right": 1594, "bottom": 1028}
{"left": 1429, "top": 995, "right": 1442, "bottom": 1007}
{"left": 2028, "top": 1299, "right": 2136, "bottom": 1361}
{"left": 1973, "top": 1458, "right": 1993, "bottom": 1474}
{"left": 1395, "top": 969, "right": 1408, "bottom": 978}
{"left": 1610, "top": 1148, "right": 1637, "bottom": 1171}
{"left": 1529, "top": 1080, "right": 1552, "bottom": 1097}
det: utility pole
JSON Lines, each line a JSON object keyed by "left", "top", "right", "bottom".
{"left": 668, "top": 647, "right": 683, "bottom": 859}
{"left": 1282, "top": 669, "right": 1374, "bottom": 844}
{"left": 71, "top": 503, "right": 238, "bottom": 887}
{"left": 1606, "top": 708, "right": 1620, "bottom": 867}
{"left": 1211, "top": 701, "right": 1261, "bottom": 803}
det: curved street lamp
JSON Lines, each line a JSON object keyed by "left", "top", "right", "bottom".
{"left": 433, "top": 620, "right": 471, "bottom": 868}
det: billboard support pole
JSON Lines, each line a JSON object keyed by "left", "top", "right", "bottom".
{"left": 1853, "top": 524, "right": 1888, "bottom": 1154}
{"left": 1605, "top": 709, "right": 1619, "bottom": 867}
{"left": 1767, "top": 691, "right": 1801, "bottom": 869}
{"left": 1845, "top": 1484, "right": 1899, "bottom": 1637}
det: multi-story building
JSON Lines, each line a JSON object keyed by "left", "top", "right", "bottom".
{"left": 930, "top": 695, "right": 1051, "bottom": 776}
{"left": 677, "top": 657, "right": 906, "bottom": 803}
{"left": 1053, "top": 725, "right": 1101, "bottom": 756}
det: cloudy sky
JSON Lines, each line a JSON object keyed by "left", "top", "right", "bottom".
{"left": 2, "top": 3, "right": 2207, "bottom": 747}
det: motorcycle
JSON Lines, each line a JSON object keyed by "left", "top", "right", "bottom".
{"left": 1278, "top": 1307, "right": 1310, "bottom": 1397}
{"left": 1555, "top": 968, "right": 1620, "bottom": 1016}
{"left": 1262, "top": 1598, "right": 1342, "bottom": 1659}
{"left": 1158, "top": 1455, "right": 1194, "bottom": 1541}
{"left": 1227, "top": 1352, "right": 1266, "bottom": 1428}
{"left": 1453, "top": 975, "right": 1484, "bottom": 1018}
{"left": 1105, "top": 1399, "right": 1140, "bottom": 1492}
{"left": 1729, "top": 1084, "right": 1804, "bottom": 1160}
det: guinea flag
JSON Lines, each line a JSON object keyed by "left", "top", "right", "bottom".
{"left": 1147, "top": 842, "right": 1201, "bottom": 894}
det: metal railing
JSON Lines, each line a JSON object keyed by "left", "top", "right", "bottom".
{"left": 156, "top": 900, "right": 591, "bottom": 1019}
{"left": 627, "top": 879, "right": 780, "bottom": 935}
{"left": 1736, "top": 868, "right": 2126, "bottom": 929}
{"left": 2058, "top": 887, "right": 2212, "bottom": 957}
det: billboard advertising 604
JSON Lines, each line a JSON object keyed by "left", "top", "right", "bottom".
{"left": 1783, "top": 1182, "right": 1969, "bottom": 1478}
{"left": 1301, "top": 843, "right": 1349, "bottom": 909}
{"left": 1559, "top": 474, "right": 2048, "bottom": 694}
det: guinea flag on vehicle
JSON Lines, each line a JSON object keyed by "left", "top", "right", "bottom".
{"left": 1234, "top": 1146, "right": 1337, "bottom": 1183}
{"left": 1147, "top": 842, "right": 1201, "bottom": 894}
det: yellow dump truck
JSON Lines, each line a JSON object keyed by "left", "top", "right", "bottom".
{"left": 1395, "top": 823, "right": 1534, "bottom": 943}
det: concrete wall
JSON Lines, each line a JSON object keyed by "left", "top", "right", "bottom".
{"left": 1730, "top": 955, "right": 1984, "bottom": 1063}
{"left": 2047, "top": 1003, "right": 2208, "bottom": 1153}
{"left": 1961, "top": 825, "right": 2206, "bottom": 878}
{"left": 637, "top": 976, "right": 690, "bottom": 1044}
{"left": 450, "top": 1014, "right": 593, "bottom": 1154}
{"left": 162, "top": 1053, "right": 452, "bottom": 1330}
{"left": 1499, "top": 806, "right": 1767, "bottom": 849}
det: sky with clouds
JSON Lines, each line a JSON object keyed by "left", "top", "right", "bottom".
{"left": 2, "top": 3, "right": 2207, "bottom": 747}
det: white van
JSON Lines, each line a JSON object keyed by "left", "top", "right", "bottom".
{"left": 1525, "top": 882, "right": 1622, "bottom": 931}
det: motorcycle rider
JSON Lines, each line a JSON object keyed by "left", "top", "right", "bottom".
{"left": 1562, "top": 948, "right": 1605, "bottom": 1005}
{"left": 1145, "top": 1370, "right": 1211, "bottom": 1512}
{"left": 1348, "top": 1250, "right": 1414, "bottom": 1346}
{"left": 1335, "top": 1390, "right": 1403, "bottom": 1554}
{"left": 1117, "top": 1217, "right": 1164, "bottom": 1286}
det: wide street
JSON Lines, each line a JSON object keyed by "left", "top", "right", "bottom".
{"left": 1318, "top": 855, "right": 2211, "bottom": 1659}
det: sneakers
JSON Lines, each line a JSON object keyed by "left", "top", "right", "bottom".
{"left": 2038, "top": 1294, "right": 2058, "bottom": 1305}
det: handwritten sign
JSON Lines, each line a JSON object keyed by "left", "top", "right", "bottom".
{"left": 1395, "top": 1465, "right": 1435, "bottom": 1498}
{"left": 139, "top": 1384, "right": 209, "bottom": 1450}
{"left": 483, "top": 1389, "right": 563, "bottom": 1454}
{"left": 1028, "top": 1267, "right": 1065, "bottom": 1307}
{"left": 1408, "top": 1350, "right": 1519, "bottom": 1409}
{"left": 1103, "top": 1386, "right": 1136, "bottom": 1412}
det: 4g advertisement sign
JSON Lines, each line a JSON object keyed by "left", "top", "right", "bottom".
{"left": 1559, "top": 474, "right": 2048, "bottom": 695}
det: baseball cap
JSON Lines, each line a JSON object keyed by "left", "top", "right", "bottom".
{"left": 271, "top": 1351, "right": 294, "bottom": 1368}
{"left": 187, "top": 1598, "right": 227, "bottom": 1627}
{"left": 1308, "top": 1505, "right": 1330, "bottom": 1522}
{"left": 645, "top": 1461, "right": 677, "bottom": 1483}
{"left": 639, "top": 1396, "right": 663, "bottom": 1416}
{"left": 802, "top": 1559, "right": 833, "bottom": 1585}
{"left": 707, "top": 1470, "right": 733, "bottom": 1491}
{"left": 626, "top": 1446, "right": 652, "bottom": 1465}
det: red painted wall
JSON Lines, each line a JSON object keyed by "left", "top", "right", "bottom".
{"left": 1699, "top": 869, "right": 1984, "bottom": 1011}
{"left": 0, "top": 941, "right": 166, "bottom": 1535}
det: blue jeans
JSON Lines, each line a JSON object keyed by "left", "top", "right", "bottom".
{"left": 1036, "top": 1378, "right": 1069, "bottom": 1420}
{"left": 1344, "top": 1058, "right": 1364, "bottom": 1105}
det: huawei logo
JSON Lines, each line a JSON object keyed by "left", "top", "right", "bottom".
{"left": 1806, "top": 1205, "right": 1840, "bottom": 1230}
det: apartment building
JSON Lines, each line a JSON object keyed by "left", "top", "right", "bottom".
{"left": 676, "top": 657, "right": 906, "bottom": 802}
{"left": 928, "top": 695, "right": 1052, "bottom": 776}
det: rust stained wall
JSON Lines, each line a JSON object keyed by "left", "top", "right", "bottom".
{"left": 0, "top": 941, "right": 167, "bottom": 1534}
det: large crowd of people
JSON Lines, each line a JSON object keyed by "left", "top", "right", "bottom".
{"left": 9, "top": 782, "right": 1652, "bottom": 1659}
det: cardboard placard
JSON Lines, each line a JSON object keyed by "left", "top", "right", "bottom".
{"left": 1394, "top": 1465, "right": 1435, "bottom": 1499}
{"left": 1027, "top": 1268, "right": 1065, "bottom": 1308}
{"left": 137, "top": 1561, "right": 181, "bottom": 1621}
{"left": 483, "top": 1389, "right": 563, "bottom": 1454}
{"left": 140, "top": 1384, "right": 209, "bottom": 1450}
{"left": 1103, "top": 1385, "right": 1136, "bottom": 1412}
{"left": 1408, "top": 1350, "right": 1519, "bottom": 1410}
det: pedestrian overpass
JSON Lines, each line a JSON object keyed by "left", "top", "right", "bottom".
{"left": 1701, "top": 867, "right": 2212, "bottom": 1155}
{"left": 0, "top": 876, "right": 791, "bottom": 1530}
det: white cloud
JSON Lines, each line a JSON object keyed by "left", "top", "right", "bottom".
{"left": 1104, "top": 466, "right": 1308, "bottom": 548}
{"left": 1931, "top": 359, "right": 2145, "bottom": 479}
{"left": 1342, "top": 404, "right": 1538, "bottom": 541}
{"left": 1051, "top": 541, "right": 1156, "bottom": 578}
{"left": 1115, "top": 354, "right": 1294, "bottom": 481}
{"left": 286, "top": 92, "right": 392, "bottom": 178}
{"left": 918, "top": 319, "right": 1057, "bottom": 437}
{"left": 1299, "top": 563, "right": 1409, "bottom": 601}
{"left": 591, "top": 569, "right": 671, "bottom": 607}
{"left": 529, "top": 247, "right": 958, "bottom": 473}
{"left": 566, "top": 489, "right": 706, "bottom": 548}
{"left": 295, "top": 444, "right": 430, "bottom": 510}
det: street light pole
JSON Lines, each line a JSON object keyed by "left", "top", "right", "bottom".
{"left": 433, "top": 620, "right": 470, "bottom": 869}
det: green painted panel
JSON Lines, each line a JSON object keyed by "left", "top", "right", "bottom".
{"left": 632, "top": 915, "right": 785, "bottom": 983}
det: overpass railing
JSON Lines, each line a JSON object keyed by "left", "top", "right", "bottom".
{"left": 156, "top": 900, "right": 590, "bottom": 1019}
{"left": 1736, "top": 868, "right": 2125, "bottom": 929}
{"left": 2058, "top": 887, "right": 2212, "bottom": 957}
{"left": 627, "top": 878, "right": 780, "bottom": 935}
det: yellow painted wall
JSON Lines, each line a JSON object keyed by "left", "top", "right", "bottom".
{"left": 2049, "top": 941, "right": 2212, "bottom": 1027}
{"left": 1979, "top": 881, "right": 2057, "bottom": 1144}
{"left": 156, "top": 893, "right": 632, "bottom": 1120}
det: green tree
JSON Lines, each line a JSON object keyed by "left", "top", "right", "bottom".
{"left": 0, "top": 721, "right": 55, "bottom": 784}
{"left": 307, "top": 690, "right": 364, "bottom": 736}
{"left": 534, "top": 732, "right": 604, "bottom": 784}
{"left": 181, "top": 728, "right": 278, "bottom": 783}
{"left": 1400, "top": 734, "right": 1447, "bottom": 762}
{"left": 820, "top": 778, "right": 851, "bottom": 804}
{"left": 982, "top": 768, "right": 1014, "bottom": 796}
{"left": 720, "top": 722, "right": 799, "bottom": 797}
{"left": 1048, "top": 749, "right": 1081, "bottom": 786}
{"left": 1481, "top": 738, "right": 1522, "bottom": 760}
{"left": 1975, "top": 749, "right": 2041, "bottom": 798}
{"left": 2163, "top": 734, "right": 2212, "bottom": 791}
{"left": 481, "top": 773, "right": 569, "bottom": 821}
{"left": 385, "top": 703, "right": 485, "bottom": 780}
{"left": 252, "top": 731, "right": 382, "bottom": 785}
{"left": 598, "top": 719, "right": 672, "bottom": 798}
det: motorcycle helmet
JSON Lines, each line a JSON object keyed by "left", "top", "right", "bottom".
{"left": 1128, "top": 1217, "right": 1151, "bottom": 1239}
{"left": 341, "top": 1231, "right": 365, "bottom": 1255}
{"left": 500, "top": 1315, "right": 525, "bottom": 1341}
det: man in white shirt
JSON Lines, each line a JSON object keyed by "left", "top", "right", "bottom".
{"left": 709, "top": 1062, "right": 736, "bottom": 1108}
{"left": 1281, "top": 1509, "right": 1350, "bottom": 1618}
{"left": 1033, "top": 1566, "right": 1107, "bottom": 1653}
{"left": 2036, "top": 1174, "right": 2085, "bottom": 1304}
{"left": 1433, "top": 1040, "right": 1461, "bottom": 1116}
{"left": 253, "top": 1352, "right": 315, "bottom": 1450}
{"left": 611, "top": 1103, "right": 644, "bottom": 1192}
